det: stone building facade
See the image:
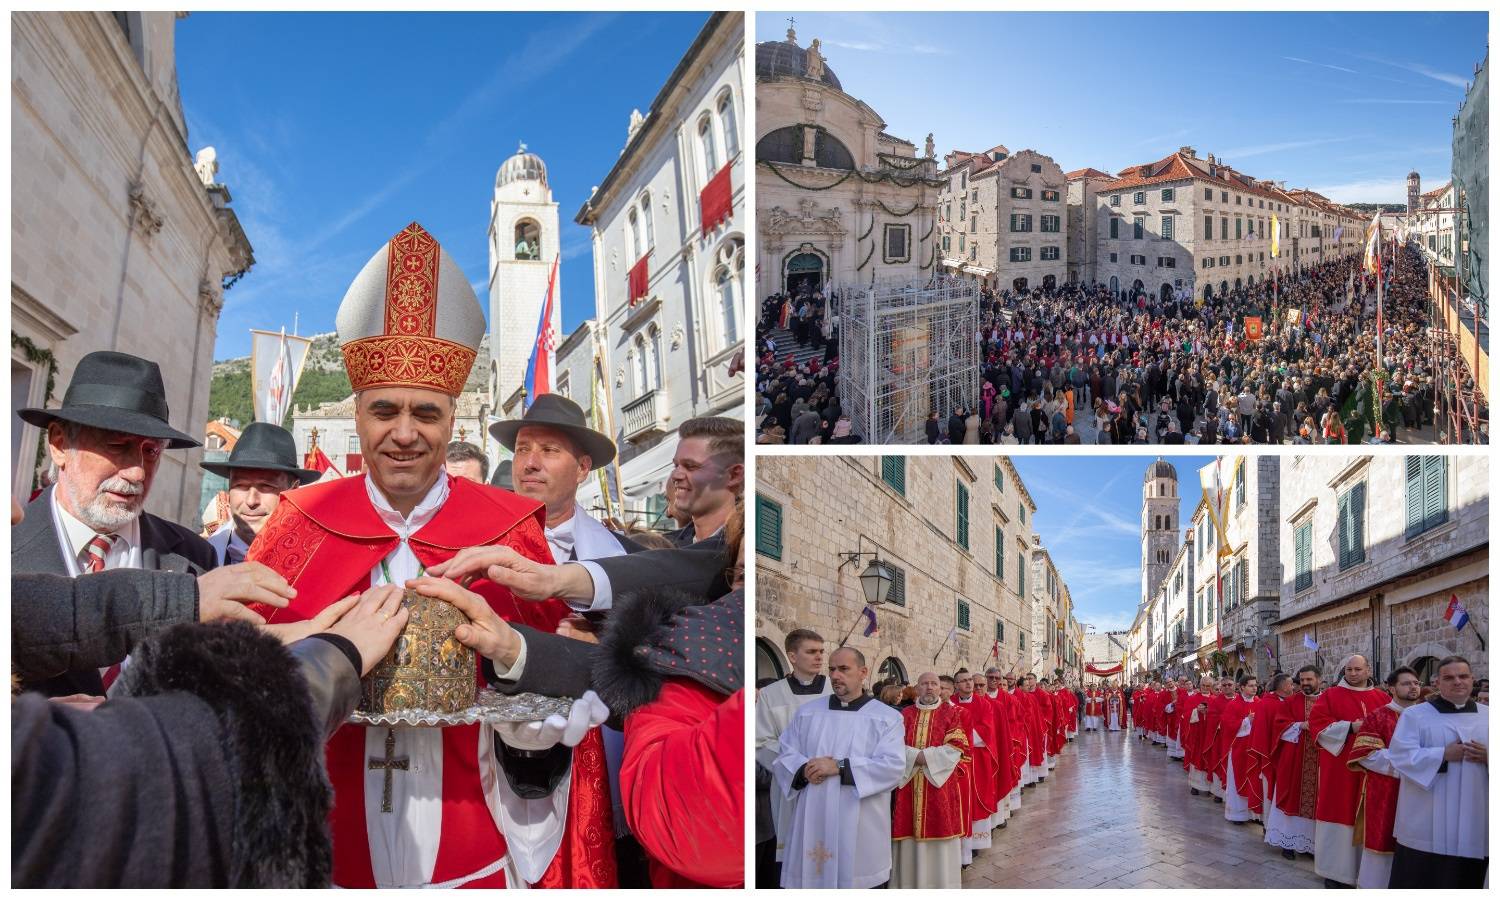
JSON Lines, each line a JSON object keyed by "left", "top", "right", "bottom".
{"left": 1027, "top": 535, "right": 1080, "bottom": 680}
{"left": 755, "top": 26, "right": 942, "bottom": 298}
{"left": 755, "top": 455, "right": 1037, "bottom": 686}
{"left": 1410, "top": 177, "right": 1457, "bottom": 267}
{"left": 574, "top": 11, "right": 745, "bottom": 525}
{"left": 938, "top": 146, "right": 1068, "bottom": 293}
{"left": 1276, "top": 455, "right": 1488, "bottom": 682}
{"left": 1093, "top": 147, "right": 1362, "bottom": 303}
{"left": 1191, "top": 456, "right": 1281, "bottom": 681}
{"left": 1065, "top": 167, "right": 1113, "bottom": 286}
{"left": 12, "top": 11, "right": 254, "bottom": 524}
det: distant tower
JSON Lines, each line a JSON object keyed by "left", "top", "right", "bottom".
{"left": 488, "top": 143, "right": 562, "bottom": 415}
{"left": 1141, "top": 458, "right": 1179, "bottom": 609}
{"left": 1407, "top": 170, "right": 1421, "bottom": 217}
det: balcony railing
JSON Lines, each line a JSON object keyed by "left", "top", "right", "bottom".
{"left": 621, "top": 388, "right": 669, "bottom": 442}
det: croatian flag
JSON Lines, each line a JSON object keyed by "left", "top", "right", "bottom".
{"left": 859, "top": 605, "right": 878, "bottom": 637}
{"left": 1445, "top": 594, "right": 1471, "bottom": 631}
{"left": 1303, "top": 634, "right": 1319, "bottom": 651}
{"left": 523, "top": 256, "right": 561, "bottom": 406}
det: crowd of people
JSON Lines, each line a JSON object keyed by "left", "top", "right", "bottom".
{"left": 755, "top": 243, "right": 1471, "bottom": 445}
{"left": 12, "top": 222, "right": 745, "bottom": 888}
{"left": 1123, "top": 655, "right": 1486, "bottom": 889}
{"left": 755, "top": 629, "right": 1085, "bottom": 888}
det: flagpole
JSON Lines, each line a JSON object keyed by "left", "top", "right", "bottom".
{"left": 838, "top": 610, "right": 862, "bottom": 649}
{"left": 1465, "top": 610, "right": 1487, "bottom": 650}
{"left": 592, "top": 343, "right": 628, "bottom": 520}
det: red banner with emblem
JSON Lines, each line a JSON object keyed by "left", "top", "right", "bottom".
{"left": 1085, "top": 662, "right": 1124, "bottom": 676}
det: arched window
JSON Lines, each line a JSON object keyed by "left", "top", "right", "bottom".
{"left": 1156, "top": 515, "right": 1162, "bottom": 530}
{"left": 632, "top": 335, "right": 648, "bottom": 395}
{"left": 714, "top": 238, "right": 743, "bottom": 347}
{"left": 699, "top": 115, "right": 719, "bottom": 180}
{"left": 639, "top": 194, "right": 654, "bottom": 250}
{"left": 627, "top": 209, "right": 642, "bottom": 260}
{"left": 648, "top": 325, "right": 664, "bottom": 390}
{"left": 1166, "top": 515, "right": 1172, "bottom": 529}
{"left": 717, "top": 90, "right": 739, "bottom": 161}
{"left": 514, "top": 218, "right": 541, "bottom": 261}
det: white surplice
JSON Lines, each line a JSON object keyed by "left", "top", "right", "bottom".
{"left": 756, "top": 674, "right": 832, "bottom": 860}
{"left": 775, "top": 695, "right": 906, "bottom": 888}
{"left": 1386, "top": 699, "right": 1487, "bottom": 860}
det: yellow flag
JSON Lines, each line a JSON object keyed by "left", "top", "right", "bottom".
{"left": 1270, "top": 215, "right": 1279, "bottom": 258}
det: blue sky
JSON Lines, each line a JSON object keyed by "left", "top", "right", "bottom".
{"left": 1011, "top": 455, "right": 1223, "bottom": 634}
{"left": 177, "top": 12, "right": 711, "bottom": 360}
{"left": 759, "top": 12, "right": 1484, "bottom": 205}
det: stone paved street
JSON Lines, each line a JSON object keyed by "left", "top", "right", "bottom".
{"left": 962, "top": 728, "right": 1324, "bottom": 889}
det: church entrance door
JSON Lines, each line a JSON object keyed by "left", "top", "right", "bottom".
{"left": 785, "top": 252, "right": 823, "bottom": 297}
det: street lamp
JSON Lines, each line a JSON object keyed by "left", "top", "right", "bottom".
{"left": 859, "top": 559, "right": 894, "bottom": 606}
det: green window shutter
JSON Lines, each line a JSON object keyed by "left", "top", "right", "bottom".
{"left": 958, "top": 598, "right": 971, "bottom": 630}
{"left": 995, "top": 527, "right": 1004, "bottom": 578}
{"left": 996, "top": 619, "right": 1004, "bottom": 642}
{"left": 1404, "top": 456, "right": 1424, "bottom": 538}
{"left": 1018, "top": 553, "right": 1025, "bottom": 595}
{"left": 1423, "top": 457, "right": 1448, "bottom": 534}
{"left": 994, "top": 465, "right": 1003, "bottom": 492}
{"left": 1020, "top": 631, "right": 1026, "bottom": 650}
{"left": 887, "top": 566, "right": 907, "bottom": 607}
{"left": 1240, "top": 560, "right": 1250, "bottom": 605}
{"left": 755, "top": 494, "right": 782, "bottom": 561}
{"left": 1337, "top": 490, "right": 1351, "bottom": 570}
{"left": 1350, "top": 483, "right": 1366, "bottom": 567}
{"left": 882, "top": 456, "right": 906, "bottom": 495}
{"left": 956, "top": 482, "right": 969, "bottom": 550}
{"left": 1294, "top": 523, "right": 1312, "bottom": 592}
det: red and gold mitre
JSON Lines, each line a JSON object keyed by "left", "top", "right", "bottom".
{"left": 336, "top": 222, "right": 485, "bottom": 396}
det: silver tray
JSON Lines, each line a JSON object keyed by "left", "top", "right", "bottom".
{"left": 348, "top": 689, "right": 573, "bottom": 728}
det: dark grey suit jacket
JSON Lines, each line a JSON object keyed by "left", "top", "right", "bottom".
{"left": 13, "top": 487, "right": 218, "bottom": 697}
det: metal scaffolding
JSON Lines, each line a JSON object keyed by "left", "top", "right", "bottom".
{"left": 1427, "top": 257, "right": 1489, "bottom": 444}
{"left": 839, "top": 275, "right": 980, "bottom": 443}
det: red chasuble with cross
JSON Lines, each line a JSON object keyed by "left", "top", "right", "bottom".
{"left": 946, "top": 701, "right": 975, "bottom": 830}
{"left": 1246, "top": 693, "right": 1286, "bottom": 813}
{"left": 1308, "top": 685, "right": 1390, "bottom": 828}
{"left": 954, "top": 694, "right": 998, "bottom": 825}
{"left": 1344, "top": 702, "right": 1403, "bottom": 853}
{"left": 893, "top": 703, "right": 971, "bottom": 840}
{"left": 247, "top": 474, "right": 615, "bottom": 888}
{"left": 1272, "top": 693, "right": 1320, "bottom": 820}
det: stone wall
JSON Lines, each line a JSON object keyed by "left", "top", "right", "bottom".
{"left": 756, "top": 454, "right": 1038, "bottom": 685}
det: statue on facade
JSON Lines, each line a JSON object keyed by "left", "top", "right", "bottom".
{"left": 925, "top": 133, "right": 936, "bottom": 159}
{"left": 193, "top": 146, "right": 219, "bottom": 187}
{"left": 805, "top": 38, "right": 825, "bottom": 80}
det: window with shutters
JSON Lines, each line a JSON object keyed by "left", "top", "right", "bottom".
{"left": 756, "top": 494, "right": 782, "bottom": 560}
{"left": 956, "top": 481, "right": 970, "bottom": 550}
{"left": 1234, "top": 460, "right": 1246, "bottom": 509}
{"left": 1404, "top": 456, "right": 1448, "bottom": 539}
{"left": 1161, "top": 188, "right": 1175, "bottom": 202}
{"left": 1294, "top": 521, "right": 1313, "bottom": 592}
{"left": 994, "top": 526, "right": 1005, "bottom": 578}
{"left": 1133, "top": 216, "right": 1145, "bottom": 240}
{"left": 1041, "top": 214, "right": 1061, "bottom": 233}
{"left": 1337, "top": 482, "right": 1367, "bottom": 571}
{"left": 886, "top": 565, "right": 907, "bottom": 607}
{"left": 1207, "top": 584, "right": 1215, "bottom": 623}
{"left": 881, "top": 456, "right": 906, "bottom": 495}
{"left": 1018, "top": 552, "right": 1026, "bottom": 596}
{"left": 1205, "top": 214, "right": 1214, "bottom": 240}
{"left": 958, "top": 598, "right": 972, "bottom": 631}
{"left": 1161, "top": 215, "right": 1174, "bottom": 240}
{"left": 1019, "top": 630, "right": 1026, "bottom": 650}
{"left": 1110, "top": 218, "right": 1120, "bottom": 239}
{"left": 1239, "top": 559, "right": 1250, "bottom": 606}
{"left": 1018, "top": 502, "right": 1026, "bottom": 524}
{"left": 994, "top": 465, "right": 1004, "bottom": 492}
{"left": 996, "top": 620, "right": 1005, "bottom": 642}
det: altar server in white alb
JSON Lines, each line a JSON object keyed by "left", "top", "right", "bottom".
{"left": 774, "top": 646, "right": 905, "bottom": 889}
{"left": 755, "top": 628, "right": 832, "bottom": 871}
{"left": 1386, "top": 655, "right": 1487, "bottom": 889}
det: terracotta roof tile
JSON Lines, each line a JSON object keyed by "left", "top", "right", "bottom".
{"left": 1065, "top": 167, "right": 1114, "bottom": 180}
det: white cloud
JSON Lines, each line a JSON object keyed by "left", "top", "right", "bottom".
{"left": 1220, "top": 136, "right": 1352, "bottom": 159}
{"left": 1304, "top": 177, "right": 1409, "bottom": 205}
{"left": 1282, "top": 56, "right": 1358, "bottom": 75}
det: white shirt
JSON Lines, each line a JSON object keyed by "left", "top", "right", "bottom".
{"left": 50, "top": 488, "right": 141, "bottom": 575}
{"left": 1387, "top": 699, "right": 1487, "bottom": 859}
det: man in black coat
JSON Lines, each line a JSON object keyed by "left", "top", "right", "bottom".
{"left": 14, "top": 351, "right": 219, "bottom": 697}
{"left": 947, "top": 409, "right": 965, "bottom": 444}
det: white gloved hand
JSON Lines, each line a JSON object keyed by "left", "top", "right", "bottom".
{"left": 495, "top": 690, "right": 609, "bottom": 752}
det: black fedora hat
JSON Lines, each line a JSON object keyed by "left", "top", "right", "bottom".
{"left": 18, "top": 350, "right": 200, "bottom": 448}
{"left": 489, "top": 394, "right": 616, "bottom": 467}
{"left": 489, "top": 459, "right": 513, "bottom": 490}
{"left": 200, "top": 422, "right": 320, "bottom": 485}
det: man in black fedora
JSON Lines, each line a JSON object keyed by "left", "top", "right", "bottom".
{"left": 201, "top": 422, "right": 320, "bottom": 566}
{"left": 489, "top": 394, "right": 641, "bottom": 586}
{"left": 13, "top": 351, "right": 221, "bottom": 696}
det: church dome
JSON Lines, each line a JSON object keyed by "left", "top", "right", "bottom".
{"left": 497, "top": 144, "right": 547, "bottom": 190}
{"left": 756, "top": 35, "right": 842, "bottom": 90}
{"left": 1145, "top": 459, "right": 1177, "bottom": 483}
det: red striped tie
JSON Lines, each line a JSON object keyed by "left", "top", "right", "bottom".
{"left": 84, "top": 534, "right": 121, "bottom": 690}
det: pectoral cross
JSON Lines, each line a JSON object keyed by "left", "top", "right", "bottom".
{"left": 368, "top": 728, "right": 409, "bottom": 813}
{"left": 807, "top": 840, "right": 833, "bottom": 877}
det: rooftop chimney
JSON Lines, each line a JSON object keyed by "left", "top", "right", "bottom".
{"left": 1179, "top": 146, "right": 1197, "bottom": 159}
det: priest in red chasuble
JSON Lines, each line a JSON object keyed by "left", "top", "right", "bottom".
{"left": 1308, "top": 654, "right": 1390, "bottom": 887}
{"left": 1265, "top": 665, "right": 1322, "bottom": 860}
{"left": 1247, "top": 672, "right": 1298, "bottom": 816}
{"left": 981, "top": 668, "right": 1018, "bottom": 824}
{"left": 1183, "top": 676, "right": 1215, "bottom": 791}
{"left": 1217, "top": 674, "right": 1261, "bottom": 823}
{"left": 892, "top": 673, "right": 971, "bottom": 888}
{"left": 952, "top": 670, "right": 998, "bottom": 860}
{"left": 247, "top": 222, "right": 614, "bottom": 888}
{"left": 1345, "top": 666, "right": 1421, "bottom": 889}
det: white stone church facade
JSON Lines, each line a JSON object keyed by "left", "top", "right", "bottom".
{"left": 11, "top": 11, "right": 254, "bottom": 525}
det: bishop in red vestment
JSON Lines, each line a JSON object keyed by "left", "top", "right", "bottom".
{"left": 1308, "top": 657, "right": 1390, "bottom": 886}
{"left": 248, "top": 223, "right": 614, "bottom": 888}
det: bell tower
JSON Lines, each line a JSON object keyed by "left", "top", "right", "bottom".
{"left": 1141, "top": 458, "right": 1179, "bottom": 609}
{"left": 488, "top": 143, "right": 562, "bottom": 417}
{"left": 1406, "top": 170, "right": 1421, "bottom": 217}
